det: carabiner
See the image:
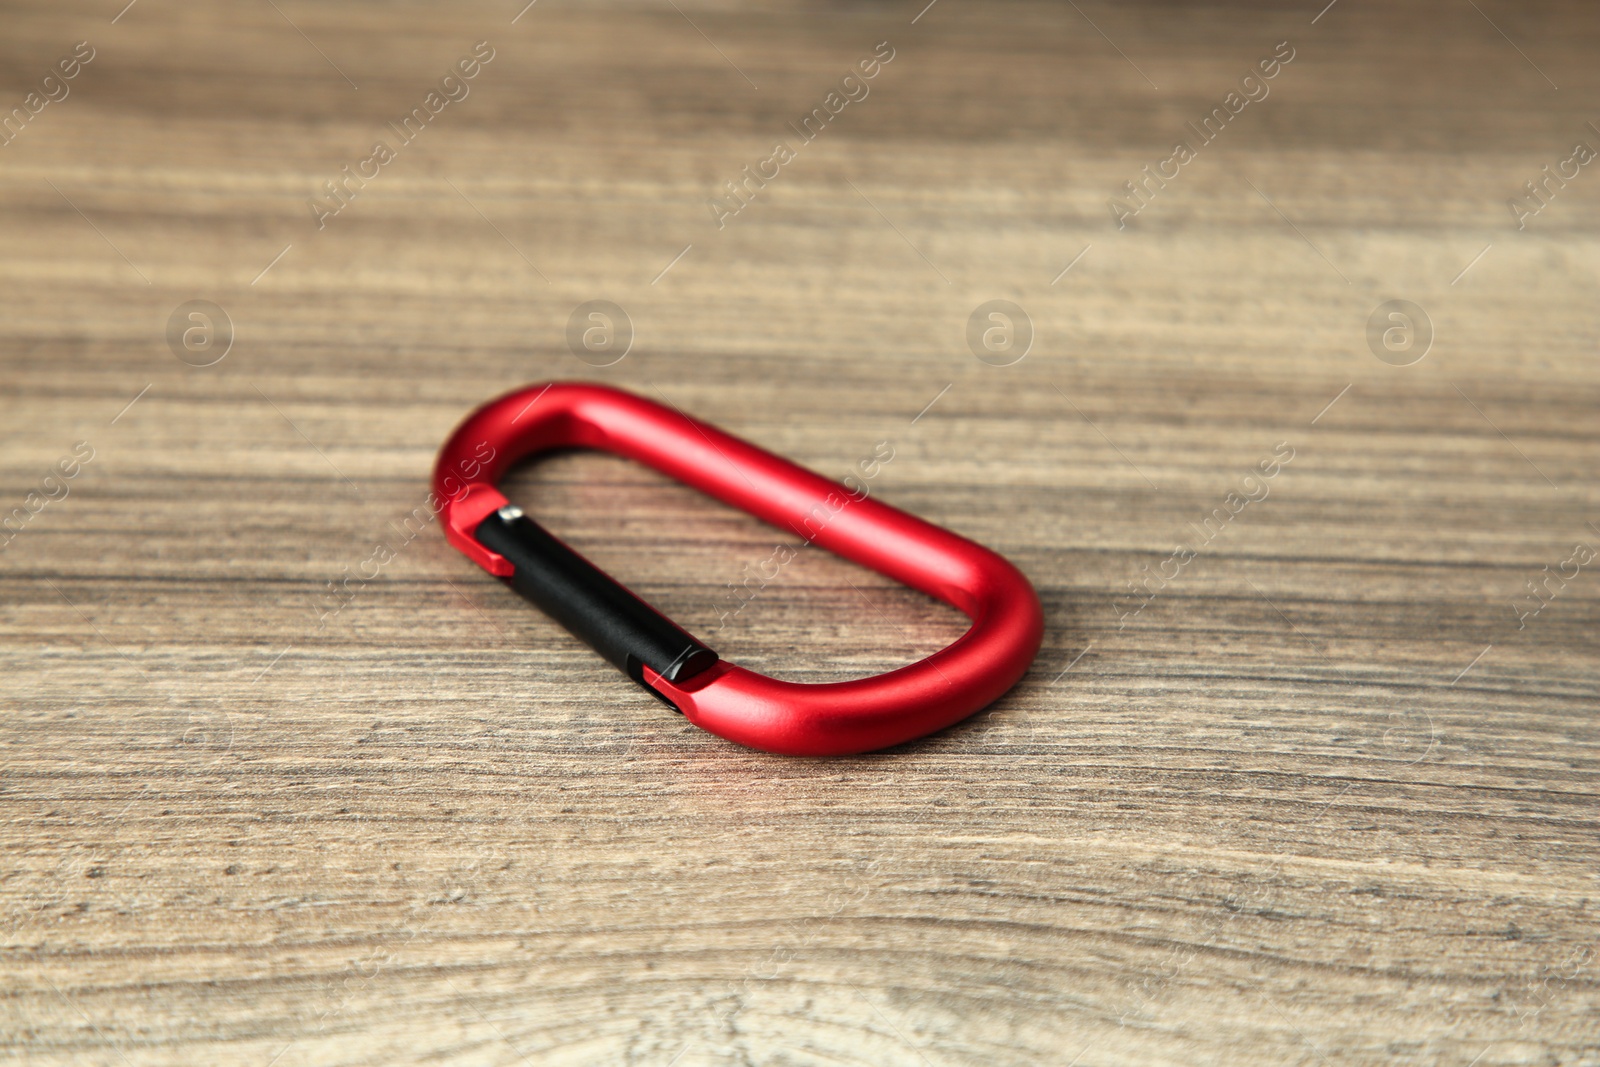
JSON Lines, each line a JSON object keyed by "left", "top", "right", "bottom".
{"left": 433, "top": 382, "right": 1042, "bottom": 756}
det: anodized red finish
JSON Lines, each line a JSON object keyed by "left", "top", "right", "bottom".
{"left": 433, "top": 381, "right": 1044, "bottom": 756}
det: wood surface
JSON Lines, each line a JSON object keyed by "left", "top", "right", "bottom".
{"left": 2, "top": 1, "right": 1598, "bottom": 1064}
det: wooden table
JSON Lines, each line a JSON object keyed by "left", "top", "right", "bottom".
{"left": 3, "top": 1, "right": 1596, "bottom": 1063}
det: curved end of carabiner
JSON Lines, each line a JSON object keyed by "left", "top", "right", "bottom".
{"left": 642, "top": 559, "right": 1043, "bottom": 758}
{"left": 432, "top": 381, "right": 574, "bottom": 577}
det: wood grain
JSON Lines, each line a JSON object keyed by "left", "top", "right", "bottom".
{"left": 2, "top": 1, "right": 1598, "bottom": 1064}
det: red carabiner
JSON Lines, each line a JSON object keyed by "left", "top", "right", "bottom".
{"left": 433, "top": 382, "right": 1042, "bottom": 756}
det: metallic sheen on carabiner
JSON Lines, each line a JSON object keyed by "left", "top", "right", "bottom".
{"left": 433, "top": 382, "right": 1043, "bottom": 756}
